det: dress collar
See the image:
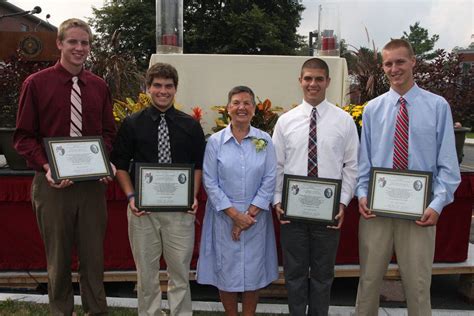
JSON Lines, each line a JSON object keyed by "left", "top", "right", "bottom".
{"left": 223, "top": 124, "right": 258, "bottom": 144}
{"left": 148, "top": 104, "right": 177, "bottom": 122}
{"left": 388, "top": 84, "right": 420, "bottom": 107}
{"left": 300, "top": 99, "right": 329, "bottom": 118}
{"left": 54, "top": 61, "right": 88, "bottom": 85}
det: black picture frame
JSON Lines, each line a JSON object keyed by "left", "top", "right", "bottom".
{"left": 43, "top": 136, "right": 112, "bottom": 182}
{"left": 281, "top": 174, "right": 341, "bottom": 225}
{"left": 367, "top": 167, "right": 433, "bottom": 220}
{"left": 135, "top": 163, "right": 194, "bottom": 212}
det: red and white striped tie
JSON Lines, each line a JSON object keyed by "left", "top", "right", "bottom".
{"left": 393, "top": 97, "right": 409, "bottom": 169}
{"left": 70, "top": 76, "right": 82, "bottom": 137}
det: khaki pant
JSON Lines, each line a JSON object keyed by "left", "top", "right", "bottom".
{"left": 32, "top": 172, "right": 108, "bottom": 316}
{"left": 355, "top": 216, "right": 435, "bottom": 316}
{"left": 128, "top": 208, "right": 194, "bottom": 316}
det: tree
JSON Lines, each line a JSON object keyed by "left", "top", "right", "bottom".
{"left": 89, "top": 0, "right": 155, "bottom": 70}
{"left": 401, "top": 22, "right": 440, "bottom": 60}
{"left": 347, "top": 46, "right": 388, "bottom": 103}
{"left": 415, "top": 50, "right": 474, "bottom": 127}
{"left": 184, "top": 1, "right": 305, "bottom": 55}
{"left": 89, "top": 0, "right": 305, "bottom": 71}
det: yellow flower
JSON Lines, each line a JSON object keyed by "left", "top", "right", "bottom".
{"left": 113, "top": 92, "right": 151, "bottom": 125}
{"left": 342, "top": 103, "right": 367, "bottom": 129}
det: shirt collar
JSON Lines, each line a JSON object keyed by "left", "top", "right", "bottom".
{"left": 300, "top": 99, "right": 329, "bottom": 118}
{"left": 388, "top": 84, "right": 420, "bottom": 107}
{"left": 148, "top": 104, "right": 177, "bottom": 122}
{"left": 54, "top": 61, "right": 88, "bottom": 85}
{"left": 223, "top": 124, "right": 258, "bottom": 144}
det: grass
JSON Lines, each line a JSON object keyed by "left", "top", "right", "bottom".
{"left": 0, "top": 299, "right": 286, "bottom": 315}
{"left": 466, "top": 132, "right": 474, "bottom": 139}
{"left": 0, "top": 299, "right": 135, "bottom": 316}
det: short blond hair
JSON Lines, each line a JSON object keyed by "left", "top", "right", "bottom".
{"left": 383, "top": 39, "right": 415, "bottom": 57}
{"left": 58, "top": 18, "right": 93, "bottom": 42}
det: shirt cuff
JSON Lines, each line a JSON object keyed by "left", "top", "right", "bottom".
{"left": 251, "top": 196, "right": 270, "bottom": 211}
{"left": 428, "top": 199, "right": 443, "bottom": 214}
{"left": 113, "top": 159, "right": 131, "bottom": 171}
{"left": 273, "top": 193, "right": 282, "bottom": 207}
{"left": 340, "top": 193, "right": 352, "bottom": 207}
{"left": 355, "top": 187, "right": 368, "bottom": 199}
{"left": 215, "top": 198, "right": 233, "bottom": 213}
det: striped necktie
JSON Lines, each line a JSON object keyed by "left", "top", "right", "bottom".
{"left": 308, "top": 107, "right": 318, "bottom": 176}
{"left": 158, "top": 113, "right": 172, "bottom": 163}
{"left": 393, "top": 97, "right": 409, "bottom": 169}
{"left": 70, "top": 76, "right": 82, "bottom": 137}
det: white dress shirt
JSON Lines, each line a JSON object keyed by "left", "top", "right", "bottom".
{"left": 272, "top": 99, "right": 359, "bottom": 206}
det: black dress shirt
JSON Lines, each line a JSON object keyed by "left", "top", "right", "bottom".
{"left": 111, "top": 105, "right": 205, "bottom": 181}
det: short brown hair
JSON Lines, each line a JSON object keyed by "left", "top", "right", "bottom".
{"left": 383, "top": 39, "right": 415, "bottom": 57}
{"left": 146, "top": 63, "right": 179, "bottom": 88}
{"left": 227, "top": 86, "right": 256, "bottom": 106}
{"left": 58, "top": 18, "right": 93, "bottom": 43}
{"left": 301, "top": 58, "right": 330, "bottom": 78}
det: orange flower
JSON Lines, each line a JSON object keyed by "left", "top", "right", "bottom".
{"left": 257, "top": 98, "right": 272, "bottom": 111}
{"left": 191, "top": 106, "right": 203, "bottom": 122}
{"left": 262, "top": 99, "right": 271, "bottom": 111}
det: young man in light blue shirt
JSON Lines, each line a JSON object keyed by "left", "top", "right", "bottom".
{"left": 355, "top": 39, "right": 461, "bottom": 316}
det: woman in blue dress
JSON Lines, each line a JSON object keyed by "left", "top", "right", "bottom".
{"left": 197, "top": 86, "right": 278, "bottom": 315}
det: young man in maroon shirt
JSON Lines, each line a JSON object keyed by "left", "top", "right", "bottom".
{"left": 14, "top": 19, "right": 116, "bottom": 315}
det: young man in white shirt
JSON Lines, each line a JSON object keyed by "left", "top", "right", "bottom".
{"left": 272, "top": 58, "right": 358, "bottom": 315}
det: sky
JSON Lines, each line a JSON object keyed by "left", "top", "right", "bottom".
{"left": 7, "top": 0, "right": 474, "bottom": 51}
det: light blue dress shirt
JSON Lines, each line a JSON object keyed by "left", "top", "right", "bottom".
{"left": 356, "top": 84, "right": 461, "bottom": 213}
{"left": 196, "top": 125, "right": 278, "bottom": 291}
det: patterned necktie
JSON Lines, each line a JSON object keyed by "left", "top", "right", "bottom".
{"left": 70, "top": 76, "right": 82, "bottom": 137}
{"left": 393, "top": 97, "right": 409, "bottom": 169}
{"left": 308, "top": 107, "right": 318, "bottom": 176}
{"left": 158, "top": 113, "right": 172, "bottom": 163}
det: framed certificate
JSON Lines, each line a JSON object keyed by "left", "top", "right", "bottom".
{"left": 281, "top": 174, "right": 341, "bottom": 224}
{"left": 135, "top": 163, "right": 194, "bottom": 212}
{"left": 367, "top": 167, "right": 433, "bottom": 220}
{"left": 44, "top": 136, "right": 112, "bottom": 182}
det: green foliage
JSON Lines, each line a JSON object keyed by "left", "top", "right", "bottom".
{"left": 401, "top": 22, "right": 440, "bottom": 60}
{"left": 89, "top": 0, "right": 155, "bottom": 71}
{"left": 184, "top": 1, "right": 305, "bottom": 55}
{"left": 89, "top": 0, "right": 306, "bottom": 72}
{"left": 347, "top": 46, "right": 389, "bottom": 103}
{"left": 415, "top": 50, "right": 474, "bottom": 127}
{"left": 87, "top": 30, "right": 144, "bottom": 101}
{"left": 0, "top": 52, "right": 54, "bottom": 127}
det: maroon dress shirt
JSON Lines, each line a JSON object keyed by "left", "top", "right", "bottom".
{"left": 13, "top": 62, "right": 116, "bottom": 171}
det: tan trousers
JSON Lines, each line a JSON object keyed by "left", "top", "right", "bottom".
{"left": 355, "top": 216, "right": 436, "bottom": 316}
{"left": 31, "top": 172, "right": 108, "bottom": 316}
{"left": 128, "top": 208, "right": 194, "bottom": 316}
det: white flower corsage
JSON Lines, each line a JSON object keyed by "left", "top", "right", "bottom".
{"left": 251, "top": 137, "right": 268, "bottom": 152}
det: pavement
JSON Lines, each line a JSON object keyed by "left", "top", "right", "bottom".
{"left": 465, "top": 138, "right": 474, "bottom": 146}
{"left": 0, "top": 292, "right": 473, "bottom": 315}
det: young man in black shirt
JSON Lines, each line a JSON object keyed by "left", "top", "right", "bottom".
{"left": 111, "top": 63, "right": 205, "bottom": 316}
